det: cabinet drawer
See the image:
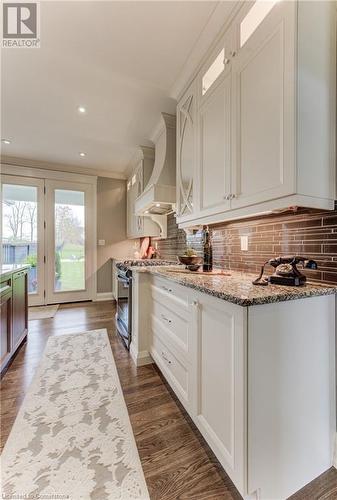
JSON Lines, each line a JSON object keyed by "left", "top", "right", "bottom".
{"left": 149, "top": 330, "right": 190, "bottom": 410}
{"left": 151, "top": 275, "right": 189, "bottom": 309}
{"left": 150, "top": 297, "right": 190, "bottom": 359}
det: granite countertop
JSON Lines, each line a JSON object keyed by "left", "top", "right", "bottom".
{"left": 133, "top": 266, "right": 337, "bottom": 307}
{"left": 1, "top": 264, "right": 30, "bottom": 278}
{"left": 111, "top": 258, "right": 178, "bottom": 267}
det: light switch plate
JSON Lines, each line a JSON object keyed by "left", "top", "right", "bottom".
{"left": 98, "top": 239, "right": 105, "bottom": 246}
{"left": 240, "top": 235, "right": 248, "bottom": 251}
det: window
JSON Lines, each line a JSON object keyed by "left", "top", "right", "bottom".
{"left": 240, "top": 0, "right": 279, "bottom": 47}
{"left": 202, "top": 48, "right": 225, "bottom": 95}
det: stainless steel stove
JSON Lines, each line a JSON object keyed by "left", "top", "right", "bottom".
{"left": 115, "top": 259, "right": 176, "bottom": 349}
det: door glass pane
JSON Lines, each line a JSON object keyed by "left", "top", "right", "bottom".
{"left": 240, "top": 0, "right": 278, "bottom": 47}
{"left": 54, "top": 189, "right": 85, "bottom": 292}
{"left": 2, "top": 184, "right": 38, "bottom": 295}
{"left": 202, "top": 48, "right": 225, "bottom": 95}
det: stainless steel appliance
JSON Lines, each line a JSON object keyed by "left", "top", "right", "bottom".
{"left": 115, "top": 259, "right": 178, "bottom": 349}
{"left": 116, "top": 264, "right": 132, "bottom": 349}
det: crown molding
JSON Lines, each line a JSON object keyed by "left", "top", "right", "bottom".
{"left": 0, "top": 155, "right": 127, "bottom": 180}
{"left": 170, "top": 1, "right": 241, "bottom": 101}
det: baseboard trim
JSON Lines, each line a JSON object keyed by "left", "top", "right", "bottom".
{"left": 333, "top": 432, "right": 337, "bottom": 469}
{"left": 130, "top": 343, "right": 152, "bottom": 367}
{"left": 94, "top": 292, "right": 115, "bottom": 302}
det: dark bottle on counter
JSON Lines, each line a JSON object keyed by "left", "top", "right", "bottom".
{"left": 203, "top": 226, "right": 213, "bottom": 272}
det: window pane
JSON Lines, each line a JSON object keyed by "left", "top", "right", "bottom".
{"left": 240, "top": 1, "right": 278, "bottom": 47}
{"left": 2, "top": 184, "right": 38, "bottom": 294}
{"left": 202, "top": 48, "right": 225, "bottom": 95}
{"left": 54, "top": 189, "right": 85, "bottom": 292}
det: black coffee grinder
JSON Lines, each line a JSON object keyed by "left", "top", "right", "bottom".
{"left": 253, "top": 256, "right": 318, "bottom": 286}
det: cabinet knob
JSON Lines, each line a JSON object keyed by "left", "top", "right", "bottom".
{"left": 224, "top": 194, "right": 229, "bottom": 200}
{"left": 223, "top": 57, "right": 230, "bottom": 65}
{"left": 230, "top": 50, "right": 236, "bottom": 58}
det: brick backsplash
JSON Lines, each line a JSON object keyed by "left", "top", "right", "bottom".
{"left": 155, "top": 210, "right": 337, "bottom": 284}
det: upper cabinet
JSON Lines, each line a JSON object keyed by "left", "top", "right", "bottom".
{"left": 230, "top": 1, "right": 296, "bottom": 209}
{"left": 176, "top": 0, "right": 336, "bottom": 228}
{"left": 127, "top": 147, "right": 161, "bottom": 239}
{"left": 198, "top": 28, "right": 234, "bottom": 217}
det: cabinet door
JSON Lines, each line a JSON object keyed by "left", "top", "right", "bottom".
{"left": 12, "top": 270, "right": 28, "bottom": 351}
{"left": 177, "top": 81, "right": 196, "bottom": 219}
{"left": 1, "top": 289, "right": 12, "bottom": 372}
{"left": 192, "top": 293, "right": 246, "bottom": 495}
{"left": 127, "top": 173, "right": 138, "bottom": 238}
{"left": 231, "top": 1, "right": 296, "bottom": 209}
{"left": 134, "top": 165, "right": 144, "bottom": 236}
{"left": 199, "top": 73, "right": 231, "bottom": 215}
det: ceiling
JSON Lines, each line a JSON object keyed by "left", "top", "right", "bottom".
{"left": 1, "top": 1, "right": 218, "bottom": 176}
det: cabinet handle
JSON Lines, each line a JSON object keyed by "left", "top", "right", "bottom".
{"left": 162, "top": 285, "right": 173, "bottom": 293}
{"left": 231, "top": 194, "right": 236, "bottom": 199}
{"left": 230, "top": 50, "right": 236, "bottom": 58}
{"left": 224, "top": 194, "right": 230, "bottom": 200}
{"left": 223, "top": 57, "right": 230, "bottom": 65}
{"left": 161, "top": 313, "right": 172, "bottom": 324}
{"left": 161, "top": 351, "right": 172, "bottom": 364}
{"left": 191, "top": 300, "right": 199, "bottom": 307}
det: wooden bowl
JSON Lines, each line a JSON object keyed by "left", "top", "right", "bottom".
{"left": 178, "top": 256, "right": 203, "bottom": 270}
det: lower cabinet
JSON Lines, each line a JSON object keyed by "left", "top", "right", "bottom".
{"left": 12, "top": 269, "right": 28, "bottom": 352}
{"left": 0, "top": 268, "right": 29, "bottom": 374}
{"left": 0, "top": 283, "right": 12, "bottom": 372}
{"left": 191, "top": 292, "right": 246, "bottom": 494}
{"left": 146, "top": 275, "right": 335, "bottom": 500}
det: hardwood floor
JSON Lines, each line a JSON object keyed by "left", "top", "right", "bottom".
{"left": 1, "top": 300, "right": 336, "bottom": 499}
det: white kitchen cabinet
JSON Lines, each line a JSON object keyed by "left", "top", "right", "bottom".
{"left": 230, "top": 0, "right": 296, "bottom": 209}
{"left": 191, "top": 292, "right": 246, "bottom": 495}
{"left": 127, "top": 147, "right": 160, "bottom": 239}
{"left": 176, "top": 80, "right": 197, "bottom": 220}
{"left": 176, "top": 0, "right": 336, "bottom": 228}
{"left": 133, "top": 271, "right": 336, "bottom": 499}
{"left": 199, "top": 73, "right": 231, "bottom": 216}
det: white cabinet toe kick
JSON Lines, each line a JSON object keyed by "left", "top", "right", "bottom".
{"left": 131, "top": 271, "right": 336, "bottom": 500}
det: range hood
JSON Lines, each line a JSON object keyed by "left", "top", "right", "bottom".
{"left": 135, "top": 112, "right": 176, "bottom": 216}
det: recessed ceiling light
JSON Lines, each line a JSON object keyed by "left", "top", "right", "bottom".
{"left": 79, "top": 152, "right": 86, "bottom": 157}
{"left": 155, "top": 203, "right": 161, "bottom": 207}
{"left": 77, "top": 106, "right": 86, "bottom": 114}
{"left": 2, "top": 139, "right": 11, "bottom": 145}
{"left": 145, "top": 210, "right": 149, "bottom": 214}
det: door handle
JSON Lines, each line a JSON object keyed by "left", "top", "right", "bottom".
{"left": 161, "top": 314, "right": 172, "bottom": 324}
{"left": 161, "top": 351, "right": 172, "bottom": 364}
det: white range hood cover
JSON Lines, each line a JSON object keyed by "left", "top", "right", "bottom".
{"left": 135, "top": 112, "right": 176, "bottom": 215}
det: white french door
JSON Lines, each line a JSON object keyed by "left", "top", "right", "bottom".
{"left": 45, "top": 180, "right": 94, "bottom": 304}
{"left": 1, "top": 175, "right": 95, "bottom": 306}
{"left": 2, "top": 175, "right": 45, "bottom": 306}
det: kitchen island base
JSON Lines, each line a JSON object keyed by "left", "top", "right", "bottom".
{"left": 131, "top": 270, "right": 336, "bottom": 499}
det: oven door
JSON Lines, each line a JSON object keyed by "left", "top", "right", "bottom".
{"left": 116, "top": 273, "right": 132, "bottom": 349}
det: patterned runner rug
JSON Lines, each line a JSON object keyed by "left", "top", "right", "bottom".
{"left": 1, "top": 329, "right": 149, "bottom": 500}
